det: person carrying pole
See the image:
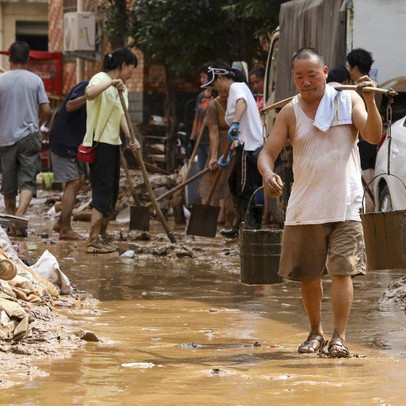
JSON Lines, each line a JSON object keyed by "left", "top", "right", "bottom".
{"left": 258, "top": 48, "right": 382, "bottom": 357}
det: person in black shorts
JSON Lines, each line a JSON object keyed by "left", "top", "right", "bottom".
{"left": 49, "top": 80, "right": 88, "bottom": 240}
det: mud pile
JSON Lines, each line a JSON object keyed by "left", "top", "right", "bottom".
{"left": 380, "top": 275, "right": 406, "bottom": 306}
{"left": 0, "top": 242, "right": 99, "bottom": 389}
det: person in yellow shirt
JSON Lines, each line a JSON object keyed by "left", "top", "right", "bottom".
{"left": 84, "top": 47, "right": 140, "bottom": 253}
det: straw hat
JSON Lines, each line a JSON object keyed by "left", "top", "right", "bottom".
{"left": 0, "top": 258, "right": 17, "bottom": 281}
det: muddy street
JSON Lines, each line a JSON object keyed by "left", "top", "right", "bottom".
{"left": 0, "top": 211, "right": 405, "bottom": 405}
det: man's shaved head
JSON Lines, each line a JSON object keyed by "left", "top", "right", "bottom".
{"left": 292, "top": 48, "right": 324, "bottom": 69}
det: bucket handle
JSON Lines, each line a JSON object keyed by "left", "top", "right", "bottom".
{"left": 242, "top": 186, "right": 264, "bottom": 226}
{"left": 361, "top": 172, "right": 406, "bottom": 214}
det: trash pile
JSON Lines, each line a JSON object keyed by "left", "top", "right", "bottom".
{"left": 0, "top": 227, "right": 97, "bottom": 389}
{"left": 379, "top": 276, "right": 406, "bottom": 307}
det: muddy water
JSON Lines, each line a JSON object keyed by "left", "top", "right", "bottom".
{"left": 1, "top": 220, "right": 406, "bottom": 405}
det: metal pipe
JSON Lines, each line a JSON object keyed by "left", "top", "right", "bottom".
{"left": 76, "top": 0, "right": 84, "bottom": 82}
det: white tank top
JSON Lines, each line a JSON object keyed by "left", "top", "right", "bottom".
{"left": 285, "top": 96, "right": 363, "bottom": 225}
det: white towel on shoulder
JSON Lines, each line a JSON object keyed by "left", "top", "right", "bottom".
{"left": 313, "top": 84, "right": 352, "bottom": 132}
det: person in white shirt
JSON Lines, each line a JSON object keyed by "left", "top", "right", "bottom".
{"left": 201, "top": 62, "right": 264, "bottom": 238}
{"left": 258, "top": 48, "right": 382, "bottom": 358}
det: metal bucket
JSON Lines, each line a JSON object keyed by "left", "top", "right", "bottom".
{"left": 240, "top": 227, "right": 284, "bottom": 285}
{"left": 239, "top": 186, "right": 284, "bottom": 285}
{"left": 361, "top": 210, "right": 406, "bottom": 270}
{"left": 360, "top": 103, "right": 406, "bottom": 270}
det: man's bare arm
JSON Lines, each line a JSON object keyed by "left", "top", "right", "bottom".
{"left": 39, "top": 103, "right": 51, "bottom": 127}
{"left": 66, "top": 95, "right": 87, "bottom": 113}
{"left": 352, "top": 76, "right": 383, "bottom": 144}
{"left": 208, "top": 122, "right": 220, "bottom": 170}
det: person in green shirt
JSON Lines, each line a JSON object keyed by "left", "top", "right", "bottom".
{"left": 84, "top": 47, "right": 140, "bottom": 253}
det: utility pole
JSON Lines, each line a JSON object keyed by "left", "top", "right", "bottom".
{"left": 76, "top": 0, "right": 84, "bottom": 82}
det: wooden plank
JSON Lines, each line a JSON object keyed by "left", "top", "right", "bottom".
{"left": 0, "top": 213, "right": 28, "bottom": 229}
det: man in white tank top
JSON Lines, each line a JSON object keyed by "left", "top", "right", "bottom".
{"left": 258, "top": 48, "right": 382, "bottom": 358}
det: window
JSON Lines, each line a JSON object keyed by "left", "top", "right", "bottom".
{"left": 63, "top": 0, "right": 77, "bottom": 13}
{"left": 16, "top": 21, "right": 48, "bottom": 51}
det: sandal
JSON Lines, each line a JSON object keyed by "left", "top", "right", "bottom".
{"left": 328, "top": 337, "right": 350, "bottom": 358}
{"left": 86, "top": 238, "right": 117, "bottom": 254}
{"left": 298, "top": 333, "right": 326, "bottom": 353}
{"left": 7, "top": 226, "right": 28, "bottom": 238}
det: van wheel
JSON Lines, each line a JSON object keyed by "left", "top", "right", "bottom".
{"left": 379, "top": 185, "right": 393, "bottom": 212}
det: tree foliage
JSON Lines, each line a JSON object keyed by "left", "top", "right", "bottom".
{"left": 129, "top": 0, "right": 228, "bottom": 76}
{"left": 128, "top": 0, "right": 284, "bottom": 76}
{"left": 98, "top": 0, "right": 130, "bottom": 49}
{"left": 100, "top": 0, "right": 285, "bottom": 170}
{"left": 100, "top": 0, "right": 285, "bottom": 73}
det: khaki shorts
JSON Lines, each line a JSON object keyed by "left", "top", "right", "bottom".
{"left": 279, "top": 221, "right": 366, "bottom": 281}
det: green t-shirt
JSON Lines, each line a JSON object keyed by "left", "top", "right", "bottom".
{"left": 83, "top": 72, "right": 128, "bottom": 146}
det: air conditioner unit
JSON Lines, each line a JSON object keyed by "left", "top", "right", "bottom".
{"left": 63, "top": 12, "right": 96, "bottom": 52}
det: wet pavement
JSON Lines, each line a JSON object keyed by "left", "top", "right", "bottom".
{"left": 1, "top": 217, "right": 406, "bottom": 405}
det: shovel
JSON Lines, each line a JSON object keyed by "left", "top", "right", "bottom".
{"left": 171, "top": 118, "right": 207, "bottom": 225}
{"left": 118, "top": 91, "right": 176, "bottom": 243}
{"left": 119, "top": 148, "right": 150, "bottom": 231}
{"left": 186, "top": 141, "right": 233, "bottom": 238}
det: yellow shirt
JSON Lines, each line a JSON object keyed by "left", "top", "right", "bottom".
{"left": 82, "top": 72, "right": 128, "bottom": 146}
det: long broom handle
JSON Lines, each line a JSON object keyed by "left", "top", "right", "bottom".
{"left": 118, "top": 91, "right": 176, "bottom": 243}
{"left": 182, "top": 118, "right": 206, "bottom": 183}
{"left": 119, "top": 147, "right": 142, "bottom": 207}
{"left": 145, "top": 167, "right": 210, "bottom": 208}
{"left": 206, "top": 141, "right": 233, "bottom": 206}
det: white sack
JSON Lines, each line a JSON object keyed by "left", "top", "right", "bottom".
{"left": 31, "top": 250, "right": 73, "bottom": 295}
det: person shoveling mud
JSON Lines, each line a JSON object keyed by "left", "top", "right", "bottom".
{"left": 258, "top": 48, "right": 383, "bottom": 358}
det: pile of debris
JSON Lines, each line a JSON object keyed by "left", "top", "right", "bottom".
{"left": 0, "top": 228, "right": 98, "bottom": 389}
{"left": 379, "top": 276, "right": 406, "bottom": 307}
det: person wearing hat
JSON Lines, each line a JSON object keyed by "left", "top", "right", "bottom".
{"left": 202, "top": 62, "right": 264, "bottom": 238}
